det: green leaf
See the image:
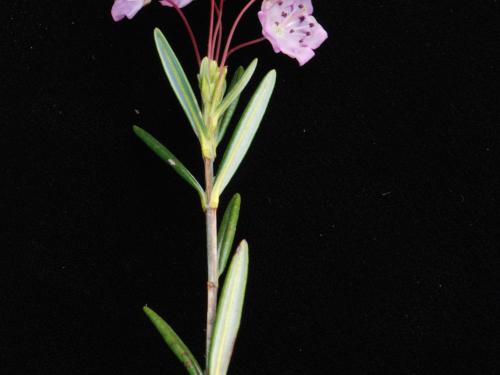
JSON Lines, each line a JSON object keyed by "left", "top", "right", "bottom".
{"left": 210, "top": 70, "right": 277, "bottom": 207}
{"left": 217, "top": 66, "right": 245, "bottom": 144}
{"left": 154, "top": 28, "right": 205, "bottom": 138}
{"left": 133, "top": 126, "right": 206, "bottom": 207}
{"left": 215, "top": 59, "right": 257, "bottom": 119}
{"left": 208, "top": 241, "right": 249, "bottom": 375}
{"left": 143, "top": 306, "right": 203, "bottom": 375}
{"left": 217, "top": 193, "right": 241, "bottom": 276}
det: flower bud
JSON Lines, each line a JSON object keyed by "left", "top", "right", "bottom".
{"left": 198, "top": 57, "right": 228, "bottom": 111}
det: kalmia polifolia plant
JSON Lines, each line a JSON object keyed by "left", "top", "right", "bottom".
{"left": 112, "top": 0, "right": 327, "bottom": 373}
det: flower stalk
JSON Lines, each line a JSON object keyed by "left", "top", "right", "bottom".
{"left": 164, "top": 0, "right": 202, "bottom": 65}
{"left": 220, "top": 0, "right": 257, "bottom": 68}
{"left": 227, "top": 37, "right": 266, "bottom": 58}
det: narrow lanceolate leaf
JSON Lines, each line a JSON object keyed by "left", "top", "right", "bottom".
{"left": 217, "top": 193, "right": 241, "bottom": 276}
{"left": 133, "top": 126, "right": 206, "bottom": 207}
{"left": 210, "top": 70, "right": 277, "bottom": 207}
{"left": 154, "top": 28, "right": 205, "bottom": 138}
{"left": 143, "top": 306, "right": 203, "bottom": 375}
{"left": 215, "top": 59, "right": 258, "bottom": 119}
{"left": 209, "top": 241, "right": 249, "bottom": 375}
{"left": 217, "top": 66, "right": 245, "bottom": 144}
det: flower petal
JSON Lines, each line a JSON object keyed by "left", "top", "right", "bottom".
{"left": 111, "top": 0, "right": 146, "bottom": 22}
{"left": 258, "top": 0, "right": 327, "bottom": 65}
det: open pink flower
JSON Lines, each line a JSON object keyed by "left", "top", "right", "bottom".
{"left": 111, "top": 0, "right": 151, "bottom": 22}
{"left": 159, "top": 0, "right": 195, "bottom": 8}
{"left": 258, "top": 0, "right": 328, "bottom": 65}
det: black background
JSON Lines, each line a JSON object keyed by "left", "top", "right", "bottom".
{"left": 2, "top": 1, "right": 499, "bottom": 374}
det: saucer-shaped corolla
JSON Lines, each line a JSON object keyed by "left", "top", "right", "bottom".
{"left": 159, "top": 0, "right": 196, "bottom": 8}
{"left": 258, "top": 0, "right": 328, "bottom": 65}
{"left": 112, "top": 0, "right": 151, "bottom": 21}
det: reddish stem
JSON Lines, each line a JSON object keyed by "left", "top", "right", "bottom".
{"left": 164, "top": 0, "right": 201, "bottom": 65}
{"left": 227, "top": 36, "right": 266, "bottom": 58}
{"left": 214, "top": 0, "right": 224, "bottom": 62}
{"left": 208, "top": 0, "right": 215, "bottom": 59}
{"left": 220, "top": 0, "right": 257, "bottom": 67}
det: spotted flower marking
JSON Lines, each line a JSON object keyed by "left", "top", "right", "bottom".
{"left": 258, "top": 0, "right": 327, "bottom": 65}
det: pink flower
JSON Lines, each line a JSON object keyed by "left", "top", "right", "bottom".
{"left": 258, "top": 0, "right": 328, "bottom": 65}
{"left": 159, "top": 0, "right": 195, "bottom": 8}
{"left": 111, "top": 0, "right": 151, "bottom": 22}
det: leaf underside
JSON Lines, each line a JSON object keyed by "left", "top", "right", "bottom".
{"left": 143, "top": 306, "right": 203, "bottom": 375}
{"left": 208, "top": 241, "right": 249, "bottom": 375}
{"left": 211, "top": 70, "right": 277, "bottom": 206}
{"left": 216, "top": 59, "right": 258, "bottom": 119}
{"left": 154, "top": 28, "right": 205, "bottom": 138}
{"left": 217, "top": 193, "right": 241, "bottom": 276}
{"left": 133, "top": 125, "right": 205, "bottom": 207}
{"left": 217, "top": 66, "right": 245, "bottom": 144}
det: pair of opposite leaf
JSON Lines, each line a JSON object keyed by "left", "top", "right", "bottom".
{"left": 136, "top": 29, "right": 275, "bottom": 374}
{"left": 144, "top": 195, "right": 246, "bottom": 375}
{"left": 133, "top": 28, "right": 276, "bottom": 209}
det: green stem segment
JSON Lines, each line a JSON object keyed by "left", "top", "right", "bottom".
{"left": 204, "top": 158, "right": 218, "bottom": 371}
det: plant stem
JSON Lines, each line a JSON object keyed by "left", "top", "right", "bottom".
{"left": 204, "top": 157, "right": 218, "bottom": 370}
{"left": 164, "top": 0, "right": 201, "bottom": 65}
{"left": 220, "top": 0, "right": 257, "bottom": 67}
{"left": 213, "top": 0, "right": 224, "bottom": 62}
{"left": 227, "top": 36, "right": 266, "bottom": 58}
{"left": 208, "top": 0, "right": 215, "bottom": 59}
